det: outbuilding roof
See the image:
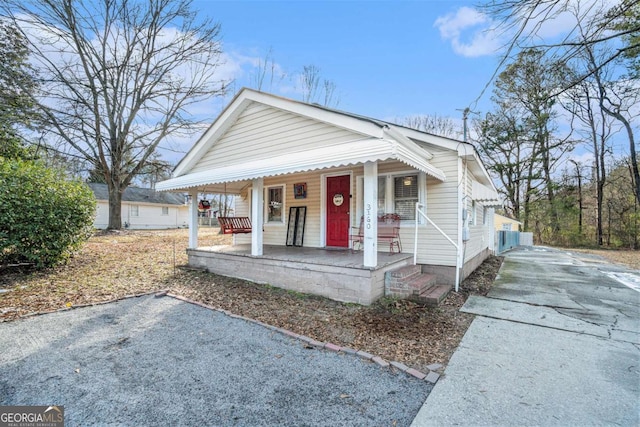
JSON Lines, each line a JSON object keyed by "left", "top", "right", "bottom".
{"left": 88, "top": 183, "right": 185, "bottom": 205}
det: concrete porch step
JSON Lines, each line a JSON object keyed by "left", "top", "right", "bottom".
{"left": 414, "top": 284, "right": 453, "bottom": 306}
{"left": 408, "top": 273, "right": 437, "bottom": 295}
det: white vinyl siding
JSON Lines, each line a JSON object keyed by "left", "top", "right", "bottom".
{"left": 234, "top": 168, "right": 348, "bottom": 248}
{"left": 413, "top": 147, "right": 460, "bottom": 266}
{"left": 189, "top": 102, "right": 366, "bottom": 174}
{"left": 464, "top": 168, "right": 495, "bottom": 262}
{"left": 93, "top": 201, "right": 189, "bottom": 230}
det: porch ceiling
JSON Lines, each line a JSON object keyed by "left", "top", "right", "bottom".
{"left": 157, "top": 137, "right": 446, "bottom": 193}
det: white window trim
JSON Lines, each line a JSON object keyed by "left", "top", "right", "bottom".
{"left": 264, "top": 184, "right": 286, "bottom": 225}
{"left": 356, "top": 170, "right": 426, "bottom": 226}
{"left": 161, "top": 206, "right": 169, "bottom": 216}
{"left": 130, "top": 205, "right": 139, "bottom": 217}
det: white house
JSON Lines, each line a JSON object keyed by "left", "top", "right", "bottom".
{"left": 89, "top": 183, "right": 189, "bottom": 230}
{"left": 157, "top": 89, "right": 500, "bottom": 305}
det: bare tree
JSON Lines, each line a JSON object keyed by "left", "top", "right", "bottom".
{"left": 398, "top": 114, "right": 462, "bottom": 139}
{"left": 485, "top": 0, "right": 639, "bottom": 206}
{"left": 562, "top": 55, "right": 618, "bottom": 246}
{"left": 299, "top": 64, "right": 339, "bottom": 107}
{"left": 249, "top": 47, "right": 285, "bottom": 92}
{"left": 570, "top": 7, "right": 640, "bottom": 207}
{"left": 3, "top": 0, "right": 229, "bottom": 229}
{"left": 483, "top": 0, "right": 639, "bottom": 91}
{"left": 322, "top": 79, "right": 338, "bottom": 108}
{"left": 300, "top": 64, "right": 321, "bottom": 103}
{"left": 569, "top": 159, "right": 583, "bottom": 235}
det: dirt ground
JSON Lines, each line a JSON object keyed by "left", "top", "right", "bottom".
{"left": 565, "top": 247, "right": 640, "bottom": 270}
{"left": 3, "top": 228, "right": 497, "bottom": 371}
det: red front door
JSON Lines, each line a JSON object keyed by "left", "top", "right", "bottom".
{"left": 326, "top": 175, "right": 350, "bottom": 247}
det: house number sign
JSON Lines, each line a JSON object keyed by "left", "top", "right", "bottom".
{"left": 333, "top": 193, "right": 344, "bottom": 206}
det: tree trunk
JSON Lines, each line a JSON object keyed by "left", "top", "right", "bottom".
{"left": 623, "top": 120, "right": 640, "bottom": 205}
{"left": 107, "top": 186, "right": 123, "bottom": 230}
{"left": 597, "top": 178, "right": 604, "bottom": 246}
{"left": 522, "top": 159, "right": 536, "bottom": 231}
{"left": 543, "top": 156, "right": 560, "bottom": 233}
{"left": 577, "top": 177, "right": 583, "bottom": 235}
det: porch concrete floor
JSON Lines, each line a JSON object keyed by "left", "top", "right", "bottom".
{"left": 195, "top": 244, "right": 413, "bottom": 270}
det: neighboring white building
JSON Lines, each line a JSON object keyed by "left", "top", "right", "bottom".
{"left": 157, "top": 88, "right": 500, "bottom": 304}
{"left": 89, "top": 183, "right": 189, "bottom": 230}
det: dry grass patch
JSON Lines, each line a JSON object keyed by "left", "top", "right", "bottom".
{"left": 566, "top": 248, "right": 639, "bottom": 270}
{"left": 1, "top": 228, "right": 502, "bottom": 372}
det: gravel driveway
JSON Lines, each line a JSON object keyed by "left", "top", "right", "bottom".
{"left": 0, "top": 294, "right": 430, "bottom": 426}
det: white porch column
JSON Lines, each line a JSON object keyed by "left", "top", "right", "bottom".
{"left": 363, "top": 161, "right": 378, "bottom": 267}
{"left": 251, "top": 178, "right": 264, "bottom": 256}
{"left": 188, "top": 190, "right": 199, "bottom": 249}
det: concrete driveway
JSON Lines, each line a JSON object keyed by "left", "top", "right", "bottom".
{"left": 412, "top": 246, "right": 640, "bottom": 426}
{"left": 0, "top": 294, "right": 430, "bottom": 426}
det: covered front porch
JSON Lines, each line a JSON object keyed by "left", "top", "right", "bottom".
{"left": 187, "top": 245, "right": 414, "bottom": 305}
{"left": 155, "top": 89, "right": 456, "bottom": 304}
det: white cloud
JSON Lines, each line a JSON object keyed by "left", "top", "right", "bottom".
{"left": 434, "top": 7, "right": 502, "bottom": 57}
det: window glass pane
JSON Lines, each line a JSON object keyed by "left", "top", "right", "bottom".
{"left": 377, "top": 176, "right": 386, "bottom": 215}
{"left": 394, "top": 175, "right": 418, "bottom": 220}
{"left": 131, "top": 205, "right": 139, "bottom": 217}
{"left": 161, "top": 206, "right": 169, "bottom": 215}
{"left": 268, "top": 187, "right": 282, "bottom": 222}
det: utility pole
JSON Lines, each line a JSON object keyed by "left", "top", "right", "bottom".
{"left": 462, "top": 108, "right": 470, "bottom": 142}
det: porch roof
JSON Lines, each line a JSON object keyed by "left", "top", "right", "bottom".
{"left": 156, "top": 137, "right": 446, "bottom": 193}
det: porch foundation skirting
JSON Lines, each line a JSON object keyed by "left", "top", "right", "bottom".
{"left": 187, "top": 248, "right": 413, "bottom": 305}
{"left": 420, "top": 248, "right": 492, "bottom": 286}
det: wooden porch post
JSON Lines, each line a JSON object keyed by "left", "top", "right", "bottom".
{"left": 251, "top": 178, "right": 264, "bottom": 256}
{"left": 363, "top": 161, "right": 378, "bottom": 267}
{"left": 188, "top": 189, "right": 199, "bottom": 249}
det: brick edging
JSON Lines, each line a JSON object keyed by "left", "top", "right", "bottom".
{"left": 164, "top": 292, "right": 442, "bottom": 384}
{"left": 1, "top": 289, "right": 169, "bottom": 322}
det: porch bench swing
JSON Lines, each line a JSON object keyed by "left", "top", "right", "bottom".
{"left": 350, "top": 213, "right": 402, "bottom": 254}
{"left": 218, "top": 217, "right": 252, "bottom": 234}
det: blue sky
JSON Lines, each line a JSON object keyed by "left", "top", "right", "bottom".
{"left": 194, "top": 0, "right": 504, "bottom": 126}
{"left": 182, "top": 0, "right": 634, "bottom": 168}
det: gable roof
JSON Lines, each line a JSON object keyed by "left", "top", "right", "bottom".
{"left": 157, "top": 88, "right": 495, "bottom": 193}
{"left": 88, "top": 183, "right": 185, "bottom": 205}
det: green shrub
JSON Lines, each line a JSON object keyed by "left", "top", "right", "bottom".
{"left": 0, "top": 157, "right": 96, "bottom": 268}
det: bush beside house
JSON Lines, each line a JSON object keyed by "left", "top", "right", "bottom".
{"left": 0, "top": 157, "right": 96, "bottom": 268}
